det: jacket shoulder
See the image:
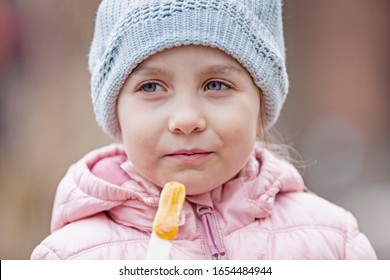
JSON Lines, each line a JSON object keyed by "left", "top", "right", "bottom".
{"left": 31, "top": 213, "right": 149, "bottom": 260}
{"left": 267, "top": 192, "right": 376, "bottom": 259}
{"left": 273, "top": 192, "right": 349, "bottom": 230}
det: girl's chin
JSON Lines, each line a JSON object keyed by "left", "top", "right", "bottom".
{"left": 155, "top": 170, "right": 240, "bottom": 195}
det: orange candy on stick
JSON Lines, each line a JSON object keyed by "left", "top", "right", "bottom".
{"left": 145, "top": 182, "right": 186, "bottom": 259}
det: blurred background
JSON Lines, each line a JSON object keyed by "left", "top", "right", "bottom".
{"left": 0, "top": 0, "right": 389, "bottom": 259}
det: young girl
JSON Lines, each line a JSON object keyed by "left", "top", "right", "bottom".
{"left": 31, "top": 0, "right": 376, "bottom": 259}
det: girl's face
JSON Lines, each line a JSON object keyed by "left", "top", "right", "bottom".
{"left": 118, "top": 45, "right": 261, "bottom": 195}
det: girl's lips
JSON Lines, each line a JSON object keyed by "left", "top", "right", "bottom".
{"left": 165, "top": 149, "right": 213, "bottom": 162}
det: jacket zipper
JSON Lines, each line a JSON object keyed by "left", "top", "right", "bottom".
{"left": 197, "top": 207, "right": 226, "bottom": 260}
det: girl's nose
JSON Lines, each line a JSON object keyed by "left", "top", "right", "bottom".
{"left": 168, "top": 99, "right": 207, "bottom": 135}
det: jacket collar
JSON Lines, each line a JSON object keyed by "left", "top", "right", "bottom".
{"left": 51, "top": 143, "right": 304, "bottom": 236}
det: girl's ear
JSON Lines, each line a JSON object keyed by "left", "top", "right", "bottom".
{"left": 116, "top": 119, "right": 124, "bottom": 142}
{"left": 117, "top": 131, "right": 123, "bottom": 142}
{"left": 256, "top": 124, "right": 264, "bottom": 139}
{"left": 255, "top": 89, "right": 265, "bottom": 139}
{"left": 256, "top": 108, "right": 265, "bottom": 139}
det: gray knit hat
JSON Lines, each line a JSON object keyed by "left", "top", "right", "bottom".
{"left": 88, "top": 0, "right": 288, "bottom": 140}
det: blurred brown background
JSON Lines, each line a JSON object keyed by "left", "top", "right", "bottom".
{"left": 0, "top": 0, "right": 389, "bottom": 259}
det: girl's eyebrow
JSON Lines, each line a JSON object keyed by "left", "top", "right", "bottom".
{"left": 130, "top": 64, "right": 247, "bottom": 78}
{"left": 130, "top": 66, "right": 166, "bottom": 78}
{"left": 198, "top": 65, "right": 247, "bottom": 77}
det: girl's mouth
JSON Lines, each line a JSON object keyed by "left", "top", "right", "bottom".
{"left": 165, "top": 149, "right": 213, "bottom": 162}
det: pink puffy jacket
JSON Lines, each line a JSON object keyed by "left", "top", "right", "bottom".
{"left": 31, "top": 144, "right": 376, "bottom": 259}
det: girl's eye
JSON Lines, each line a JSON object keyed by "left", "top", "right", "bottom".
{"left": 140, "top": 82, "right": 164, "bottom": 93}
{"left": 205, "top": 81, "right": 229, "bottom": 91}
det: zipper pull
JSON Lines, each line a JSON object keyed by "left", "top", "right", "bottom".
{"left": 198, "top": 207, "right": 226, "bottom": 259}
